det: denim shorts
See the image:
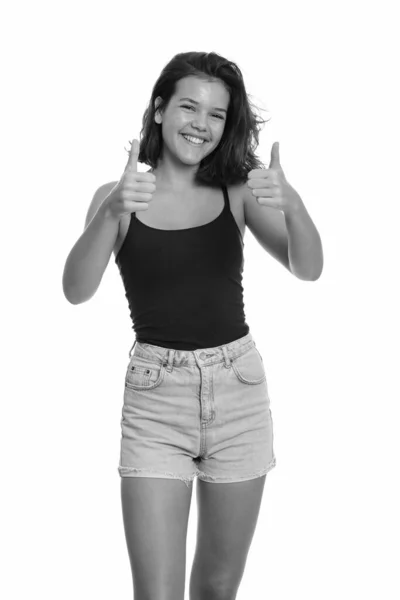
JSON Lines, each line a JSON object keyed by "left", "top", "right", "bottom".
{"left": 118, "top": 332, "right": 276, "bottom": 487}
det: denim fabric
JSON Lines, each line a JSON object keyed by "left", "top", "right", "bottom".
{"left": 118, "top": 332, "right": 276, "bottom": 487}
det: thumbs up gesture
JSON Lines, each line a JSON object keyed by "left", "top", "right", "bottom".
{"left": 247, "top": 142, "right": 301, "bottom": 214}
{"left": 104, "top": 139, "right": 157, "bottom": 221}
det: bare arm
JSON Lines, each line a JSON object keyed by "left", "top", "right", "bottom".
{"left": 63, "top": 138, "right": 155, "bottom": 305}
{"left": 62, "top": 182, "right": 119, "bottom": 304}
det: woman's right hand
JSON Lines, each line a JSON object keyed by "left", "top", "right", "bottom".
{"left": 103, "top": 139, "right": 157, "bottom": 220}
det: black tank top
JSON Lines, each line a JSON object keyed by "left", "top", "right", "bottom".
{"left": 114, "top": 184, "right": 250, "bottom": 350}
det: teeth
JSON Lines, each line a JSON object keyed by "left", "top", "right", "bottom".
{"left": 182, "top": 134, "right": 205, "bottom": 145}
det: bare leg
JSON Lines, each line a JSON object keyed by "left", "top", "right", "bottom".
{"left": 189, "top": 475, "right": 267, "bottom": 600}
{"left": 121, "top": 476, "right": 193, "bottom": 600}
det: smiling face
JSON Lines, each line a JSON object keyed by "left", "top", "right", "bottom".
{"left": 153, "top": 76, "right": 230, "bottom": 188}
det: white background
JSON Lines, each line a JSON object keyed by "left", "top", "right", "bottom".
{"left": 1, "top": 0, "right": 399, "bottom": 598}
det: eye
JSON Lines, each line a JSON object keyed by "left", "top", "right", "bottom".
{"left": 181, "top": 104, "right": 224, "bottom": 120}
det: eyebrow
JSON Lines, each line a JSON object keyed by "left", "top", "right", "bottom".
{"left": 179, "top": 97, "right": 227, "bottom": 114}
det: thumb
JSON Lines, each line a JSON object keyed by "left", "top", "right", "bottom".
{"left": 125, "top": 138, "right": 139, "bottom": 173}
{"left": 269, "top": 141, "right": 281, "bottom": 169}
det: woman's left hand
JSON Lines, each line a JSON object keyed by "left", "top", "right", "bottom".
{"left": 247, "top": 142, "right": 302, "bottom": 214}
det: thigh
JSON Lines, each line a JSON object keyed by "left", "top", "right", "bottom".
{"left": 189, "top": 475, "right": 267, "bottom": 598}
{"left": 121, "top": 477, "right": 193, "bottom": 600}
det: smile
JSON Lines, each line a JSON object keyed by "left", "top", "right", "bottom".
{"left": 181, "top": 134, "right": 206, "bottom": 146}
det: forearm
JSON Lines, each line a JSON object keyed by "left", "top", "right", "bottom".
{"left": 62, "top": 202, "right": 120, "bottom": 304}
{"left": 284, "top": 198, "right": 324, "bottom": 281}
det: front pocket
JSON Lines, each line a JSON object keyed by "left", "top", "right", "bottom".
{"left": 125, "top": 357, "right": 165, "bottom": 391}
{"left": 231, "top": 345, "right": 266, "bottom": 385}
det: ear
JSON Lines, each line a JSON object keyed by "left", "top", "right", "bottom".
{"left": 154, "top": 96, "right": 163, "bottom": 123}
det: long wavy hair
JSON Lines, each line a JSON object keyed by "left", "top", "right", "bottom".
{"left": 127, "top": 51, "right": 270, "bottom": 188}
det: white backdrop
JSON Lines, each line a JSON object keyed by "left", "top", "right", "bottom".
{"left": 1, "top": 0, "right": 399, "bottom": 598}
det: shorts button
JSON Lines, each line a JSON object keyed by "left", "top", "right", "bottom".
{"left": 200, "top": 352, "right": 207, "bottom": 359}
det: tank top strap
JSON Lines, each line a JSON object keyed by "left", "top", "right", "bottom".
{"left": 222, "top": 184, "right": 230, "bottom": 212}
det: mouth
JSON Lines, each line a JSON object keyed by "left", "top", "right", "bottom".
{"left": 181, "top": 134, "right": 208, "bottom": 146}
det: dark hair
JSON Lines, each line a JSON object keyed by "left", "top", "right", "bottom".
{"left": 127, "top": 51, "right": 270, "bottom": 188}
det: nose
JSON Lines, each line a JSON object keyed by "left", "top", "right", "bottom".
{"left": 191, "top": 116, "right": 208, "bottom": 131}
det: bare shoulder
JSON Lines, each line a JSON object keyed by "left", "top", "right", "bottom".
{"left": 84, "top": 181, "right": 119, "bottom": 230}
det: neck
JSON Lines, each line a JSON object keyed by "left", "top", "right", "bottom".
{"left": 150, "top": 153, "right": 203, "bottom": 191}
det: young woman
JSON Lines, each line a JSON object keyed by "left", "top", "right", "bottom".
{"left": 63, "top": 51, "right": 323, "bottom": 600}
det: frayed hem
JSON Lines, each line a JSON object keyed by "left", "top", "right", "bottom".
{"left": 118, "top": 455, "right": 277, "bottom": 487}
{"left": 197, "top": 455, "right": 277, "bottom": 484}
{"left": 118, "top": 465, "right": 196, "bottom": 488}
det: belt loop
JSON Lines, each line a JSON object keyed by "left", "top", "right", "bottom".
{"left": 166, "top": 349, "right": 175, "bottom": 373}
{"left": 222, "top": 345, "right": 232, "bottom": 369}
{"left": 128, "top": 339, "right": 137, "bottom": 359}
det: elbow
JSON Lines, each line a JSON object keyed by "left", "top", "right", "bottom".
{"left": 64, "top": 293, "right": 81, "bottom": 305}
{"left": 308, "top": 273, "right": 322, "bottom": 282}
{"left": 307, "top": 263, "right": 324, "bottom": 281}
{"left": 63, "top": 285, "right": 80, "bottom": 305}
{"left": 289, "top": 264, "right": 323, "bottom": 281}
{"left": 289, "top": 253, "right": 324, "bottom": 281}
{"left": 62, "top": 280, "right": 96, "bottom": 304}
{"left": 62, "top": 277, "right": 83, "bottom": 305}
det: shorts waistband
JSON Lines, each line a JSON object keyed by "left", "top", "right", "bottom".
{"left": 128, "top": 332, "right": 256, "bottom": 368}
